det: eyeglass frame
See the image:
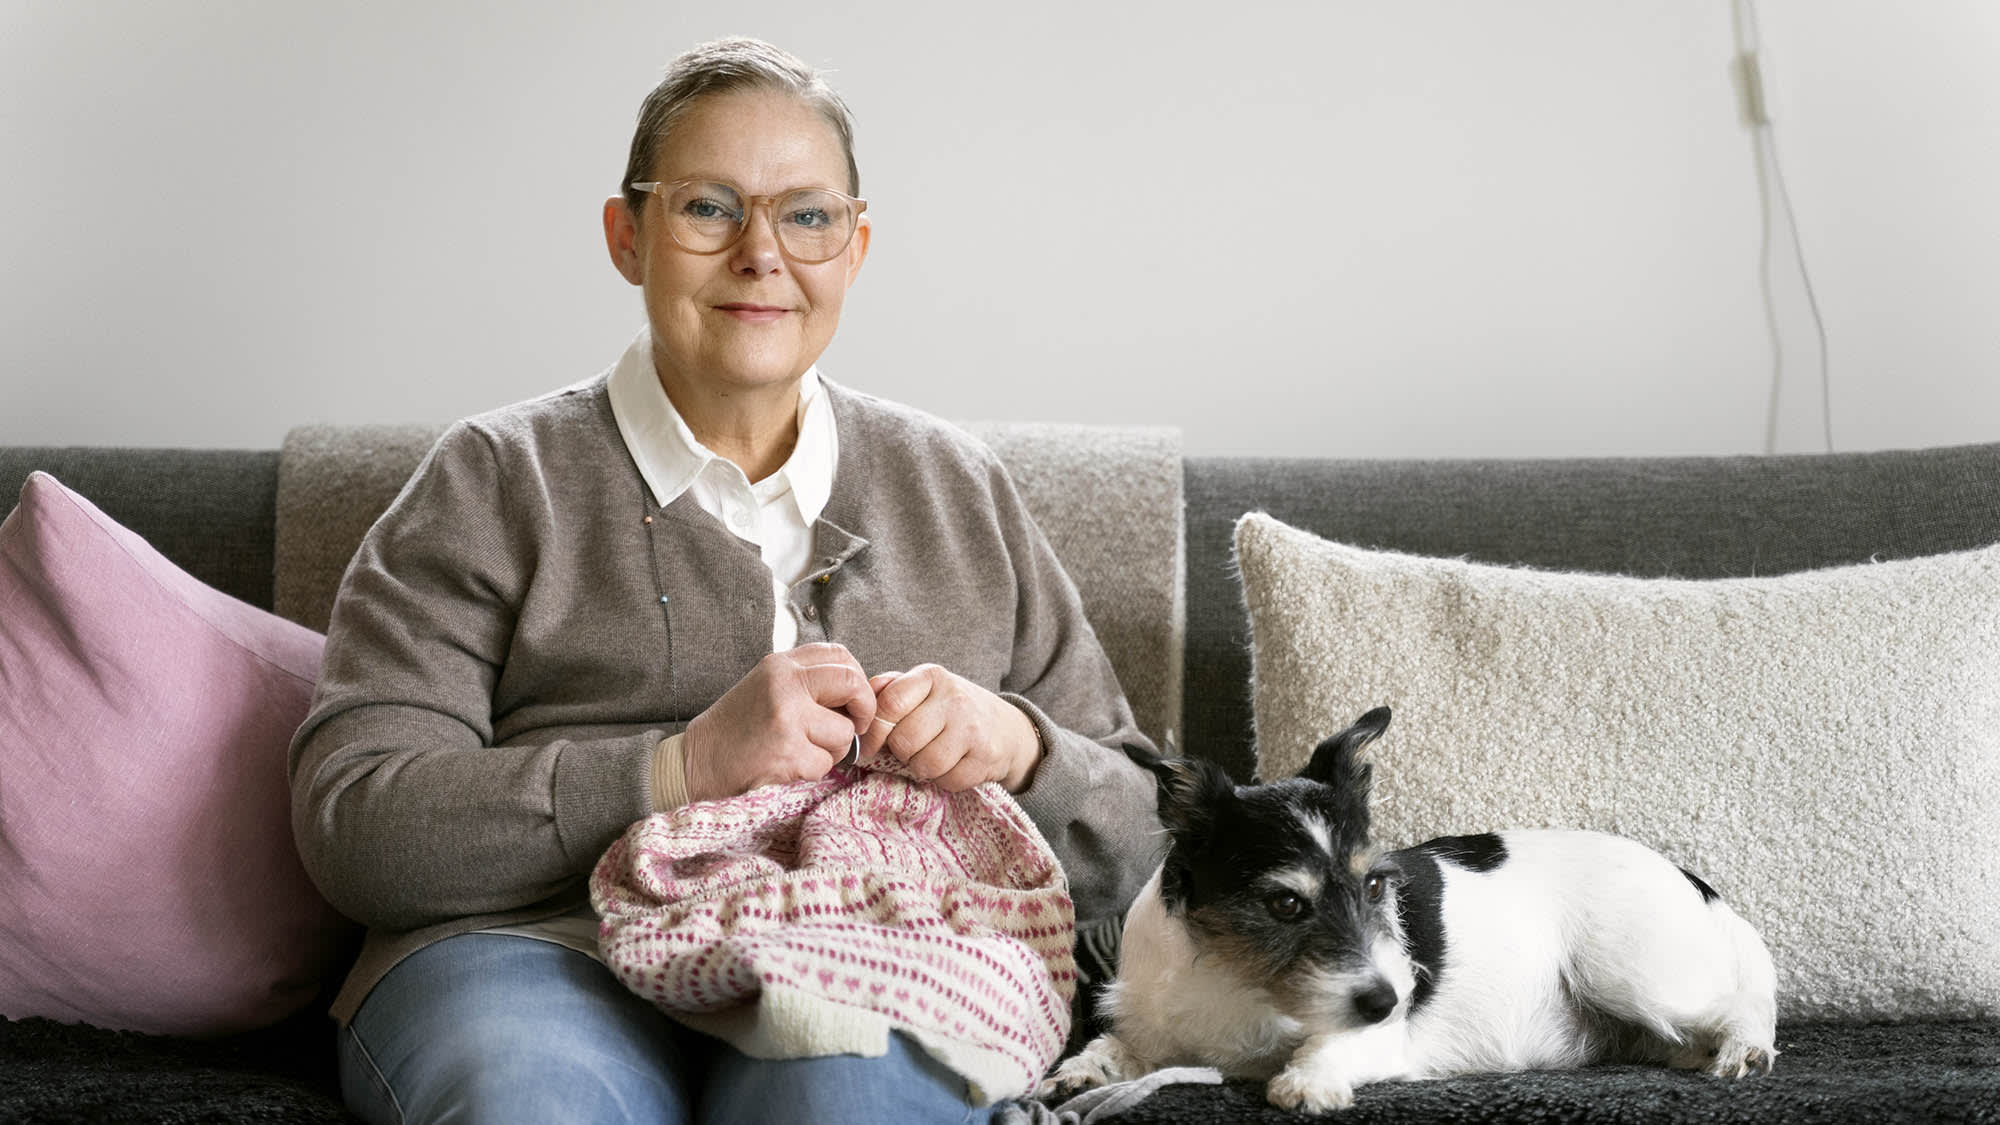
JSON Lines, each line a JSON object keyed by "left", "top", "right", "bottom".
{"left": 628, "top": 179, "right": 869, "bottom": 264}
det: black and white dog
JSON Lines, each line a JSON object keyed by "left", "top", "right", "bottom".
{"left": 1042, "top": 707, "right": 1777, "bottom": 1113}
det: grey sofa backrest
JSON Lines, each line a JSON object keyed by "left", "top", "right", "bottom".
{"left": 13, "top": 437, "right": 1999, "bottom": 787}
{"left": 271, "top": 423, "right": 1186, "bottom": 751}
{"left": 0, "top": 448, "right": 281, "bottom": 609}
{"left": 1181, "top": 443, "right": 2000, "bottom": 782}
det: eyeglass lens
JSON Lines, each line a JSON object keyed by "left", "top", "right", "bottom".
{"left": 664, "top": 181, "right": 857, "bottom": 262}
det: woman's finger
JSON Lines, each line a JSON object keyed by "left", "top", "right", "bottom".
{"left": 786, "top": 641, "right": 864, "bottom": 673}
{"left": 898, "top": 729, "right": 967, "bottom": 783}
{"left": 868, "top": 669, "right": 937, "bottom": 757}
{"left": 803, "top": 705, "right": 864, "bottom": 762}
{"left": 933, "top": 753, "right": 997, "bottom": 793}
{"left": 880, "top": 695, "right": 949, "bottom": 764}
{"left": 797, "top": 662, "right": 875, "bottom": 734}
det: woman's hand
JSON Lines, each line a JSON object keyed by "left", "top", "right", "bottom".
{"left": 683, "top": 643, "right": 877, "bottom": 803}
{"left": 859, "top": 665, "right": 1042, "bottom": 793}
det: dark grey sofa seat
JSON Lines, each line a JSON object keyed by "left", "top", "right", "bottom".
{"left": 3, "top": 439, "right": 1997, "bottom": 1125}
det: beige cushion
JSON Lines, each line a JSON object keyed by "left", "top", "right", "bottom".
{"left": 1234, "top": 511, "right": 2000, "bottom": 1020}
{"left": 274, "top": 423, "right": 444, "bottom": 635}
{"left": 964, "top": 422, "right": 1183, "bottom": 750}
{"left": 276, "top": 420, "right": 1182, "bottom": 745}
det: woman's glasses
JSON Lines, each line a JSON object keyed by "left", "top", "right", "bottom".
{"left": 629, "top": 180, "right": 867, "bottom": 264}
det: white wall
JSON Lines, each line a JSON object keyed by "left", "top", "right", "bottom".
{"left": 3, "top": 0, "right": 1995, "bottom": 458}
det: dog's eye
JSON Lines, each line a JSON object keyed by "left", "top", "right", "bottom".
{"left": 1266, "top": 892, "right": 1306, "bottom": 921}
{"left": 1364, "top": 874, "right": 1388, "bottom": 902}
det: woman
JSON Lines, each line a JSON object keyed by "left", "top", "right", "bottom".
{"left": 290, "top": 37, "right": 1161, "bottom": 1125}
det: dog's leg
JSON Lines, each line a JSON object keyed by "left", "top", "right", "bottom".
{"left": 1266, "top": 1032, "right": 1358, "bottom": 1114}
{"left": 1266, "top": 1021, "right": 1409, "bottom": 1114}
{"left": 1661, "top": 988, "right": 1777, "bottom": 1079}
{"left": 1636, "top": 905, "right": 1778, "bottom": 1079}
{"left": 1560, "top": 844, "right": 1779, "bottom": 1080}
{"left": 1037, "top": 1033, "right": 1147, "bottom": 1099}
{"left": 1698, "top": 1025, "right": 1778, "bottom": 1078}
{"left": 1699, "top": 907, "right": 1780, "bottom": 1078}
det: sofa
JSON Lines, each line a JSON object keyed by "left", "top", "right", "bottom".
{"left": 2, "top": 426, "right": 1997, "bottom": 1124}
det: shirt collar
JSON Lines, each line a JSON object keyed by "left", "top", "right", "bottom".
{"left": 605, "top": 326, "right": 837, "bottom": 520}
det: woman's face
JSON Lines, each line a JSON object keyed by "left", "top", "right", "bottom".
{"left": 606, "top": 88, "right": 869, "bottom": 400}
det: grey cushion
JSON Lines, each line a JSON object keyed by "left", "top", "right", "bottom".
{"left": 273, "top": 424, "right": 446, "bottom": 633}
{"left": 963, "top": 423, "right": 1183, "bottom": 749}
{"left": 0, "top": 448, "right": 280, "bottom": 611}
{"left": 1183, "top": 442, "right": 2000, "bottom": 782}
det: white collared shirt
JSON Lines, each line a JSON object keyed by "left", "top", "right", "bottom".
{"left": 605, "top": 327, "right": 839, "bottom": 652}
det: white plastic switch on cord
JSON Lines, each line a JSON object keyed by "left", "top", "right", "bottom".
{"left": 1738, "top": 49, "right": 1773, "bottom": 126}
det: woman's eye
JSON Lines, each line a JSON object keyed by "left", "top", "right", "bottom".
{"left": 684, "top": 198, "right": 739, "bottom": 222}
{"left": 1365, "top": 875, "right": 1387, "bottom": 903}
{"left": 1266, "top": 892, "right": 1305, "bottom": 921}
{"left": 785, "top": 207, "right": 832, "bottom": 229}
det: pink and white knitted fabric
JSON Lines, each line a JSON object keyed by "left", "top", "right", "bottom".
{"left": 589, "top": 761, "right": 1076, "bottom": 1103}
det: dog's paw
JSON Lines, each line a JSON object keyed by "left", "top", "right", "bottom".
{"left": 1035, "top": 1042, "right": 1121, "bottom": 1100}
{"left": 1707, "top": 1040, "right": 1777, "bottom": 1079}
{"left": 1266, "top": 1066, "right": 1355, "bottom": 1114}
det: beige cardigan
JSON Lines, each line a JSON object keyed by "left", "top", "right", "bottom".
{"left": 288, "top": 375, "right": 1162, "bottom": 1022}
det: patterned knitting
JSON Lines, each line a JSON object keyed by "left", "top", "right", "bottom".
{"left": 590, "top": 761, "right": 1077, "bottom": 1104}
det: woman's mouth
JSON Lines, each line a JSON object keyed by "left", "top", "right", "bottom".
{"left": 715, "top": 303, "right": 790, "bottom": 323}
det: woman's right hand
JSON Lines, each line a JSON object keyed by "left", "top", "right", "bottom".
{"left": 682, "top": 643, "right": 877, "bottom": 803}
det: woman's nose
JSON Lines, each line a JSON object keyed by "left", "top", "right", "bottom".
{"left": 730, "top": 204, "right": 784, "bottom": 275}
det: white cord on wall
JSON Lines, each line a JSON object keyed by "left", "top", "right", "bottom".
{"left": 1736, "top": 0, "right": 1834, "bottom": 454}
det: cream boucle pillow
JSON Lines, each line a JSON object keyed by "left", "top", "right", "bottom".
{"left": 1235, "top": 511, "right": 2000, "bottom": 1021}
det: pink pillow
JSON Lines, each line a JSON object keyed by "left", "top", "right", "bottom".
{"left": 0, "top": 472, "right": 356, "bottom": 1036}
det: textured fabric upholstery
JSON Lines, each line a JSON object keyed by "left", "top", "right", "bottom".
{"left": 272, "top": 424, "right": 445, "bottom": 633}
{"left": 962, "top": 423, "right": 1183, "bottom": 749}
{"left": 0, "top": 448, "right": 279, "bottom": 610}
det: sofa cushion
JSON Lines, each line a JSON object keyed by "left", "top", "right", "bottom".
{"left": 0, "top": 473, "right": 356, "bottom": 1036}
{"left": 1233, "top": 511, "right": 2000, "bottom": 1021}
{"left": 0, "top": 448, "right": 281, "bottom": 611}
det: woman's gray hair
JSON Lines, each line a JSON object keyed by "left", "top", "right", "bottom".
{"left": 620, "top": 37, "right": 859, "bottom": 221}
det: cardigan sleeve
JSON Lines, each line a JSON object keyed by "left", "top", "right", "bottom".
{"left": 287, "top": 423, "right": 660, "bottom": 932}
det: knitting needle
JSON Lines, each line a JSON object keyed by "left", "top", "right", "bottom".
{"left": 838, "top": 717, "right": 896, "bottom": 768}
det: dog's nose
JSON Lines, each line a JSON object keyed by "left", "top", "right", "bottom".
{"left": 1352, "top": 979, "right": 1398, "bottom": 1024}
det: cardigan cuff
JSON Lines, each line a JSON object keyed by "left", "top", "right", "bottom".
{"left": 650, "top": 733, "right": 691, "bottom": 813}
{"left": 999, "top": 693, "right": 1091, "bottom": 829}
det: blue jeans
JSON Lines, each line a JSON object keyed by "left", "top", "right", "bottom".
{"left": 339, "top": 933, "right": 995, "bottom": 1125}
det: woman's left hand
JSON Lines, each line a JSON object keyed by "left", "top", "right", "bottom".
{"left": 859, "top": 665, "right": 1042, "bottom": 793}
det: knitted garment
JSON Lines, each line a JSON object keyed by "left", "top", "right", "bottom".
{"left": 590, "top": 761, "right": 1077, "bottom": 1103}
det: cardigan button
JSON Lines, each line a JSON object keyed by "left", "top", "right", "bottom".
{"left": 803, "top": 604, "right": 819, "bottom": 622}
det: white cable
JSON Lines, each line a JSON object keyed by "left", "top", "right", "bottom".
{"left": 1738, "top": 0, "right": 1834, "bottom": 453}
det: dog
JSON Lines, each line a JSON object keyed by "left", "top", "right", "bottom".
{"left": 1040, "top": 706, "right": 1777, "bottom": 1113}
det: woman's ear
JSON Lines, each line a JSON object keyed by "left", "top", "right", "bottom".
{"left": 604, "top": 197, "right": 644, "bottom": 285}
{"left": 843, "top": 215, "right": 870, "bottom": 286}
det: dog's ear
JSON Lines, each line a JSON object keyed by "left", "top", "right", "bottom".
{"left": 1300, "top": 706, "right": 1391, "bottom": 792}
{"left": 1124, "top": 743, "right": 1234, "bottom": 840}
